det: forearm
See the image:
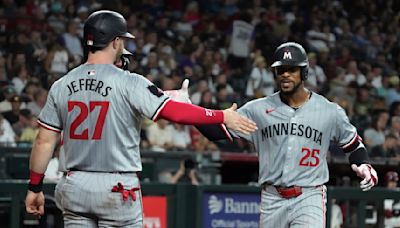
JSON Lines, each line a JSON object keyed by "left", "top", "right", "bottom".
{"left": 170, "top": 171, "right": 184, "bottom": 184}
{"left": 30, "top": 139, "right": 58, "bottom": 173}
{"left": 157, "top": 100, "right": 224, "bottom": 125}
{"left": 29, "top": 128, "right": 61, "bottom": 174}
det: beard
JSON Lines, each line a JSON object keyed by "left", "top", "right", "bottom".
{"left": 279, "top": 80, "right": 303, "bottom": 95}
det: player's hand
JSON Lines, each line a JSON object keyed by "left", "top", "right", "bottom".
{"left": 223, "top": 103, "right": 257, "bottom": 135}
{"left": 25, "top": 191, "right": 45, "bottom": 217}
{"left": 164, "top": 79, "right": 191, "bottom": 103}
{"left": 351, "top": 164, "right": 378, "bottom": 191}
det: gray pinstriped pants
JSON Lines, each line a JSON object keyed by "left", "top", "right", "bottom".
{"left": 54, "top": 171, "right": 143, "bottom": 228}
{"left": 260, "top": 185, "right": 327, "bottom": 228}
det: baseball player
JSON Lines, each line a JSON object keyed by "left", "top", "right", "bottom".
{"left": 384, "top": 171, "right": 400, "bottom": 228}
{"left": 24, "top": 10, "right": 257, "bottom": 228}
{"left": 194, "top": 42, "right": 378, "bottom": 227}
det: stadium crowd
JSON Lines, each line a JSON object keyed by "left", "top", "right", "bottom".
{"left": 0, "top": 0, "right": 400, "bottom": 161}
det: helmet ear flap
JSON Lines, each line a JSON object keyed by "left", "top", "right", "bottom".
{"left": 301, "top": 67, "right": 308, "bottom": 80}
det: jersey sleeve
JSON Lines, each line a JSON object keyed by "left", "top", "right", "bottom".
{"left": 333, "top": 104, "right": 362, "bottom": 152}
{"left": 125, "top": 74, "right": 170, "bottom": 120}
{"left": 37, "top": 84, "right": 62, "bottom": 132}
{"left": 227, "top": 103, "right": 253, "bottom": 141}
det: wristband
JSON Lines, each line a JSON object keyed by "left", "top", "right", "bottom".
{"left": 28, "top": 170, "right": 45, "bottom": 193}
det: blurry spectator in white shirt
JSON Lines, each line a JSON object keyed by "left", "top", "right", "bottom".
{"left": 170, "top": 123, "right": 191, "bottom": 151}
{"left": 245, "top": 56, "right": 274, "bottom": 98}
{"left": 0, "top": 114, "right": 16, "bottom": 147}
{"left": 146, "top": 119, "right": 174, "bottom": 152}
{"left": 306, "top": 52, "right": 327, "bottom": 93}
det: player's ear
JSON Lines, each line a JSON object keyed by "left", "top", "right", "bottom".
{"left": 112, "top": 37, "right": 119, "bottom": 50}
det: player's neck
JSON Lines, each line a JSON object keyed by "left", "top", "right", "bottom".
{"left": 281, "top": 87, "right": 311, "bottom": 109}
{"left": 85, "top": 52, "right": 116, "bottom": 65}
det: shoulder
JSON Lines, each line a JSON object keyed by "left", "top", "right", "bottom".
{"left": 311, "top": 92, "right": 341, "bottom": 110}
{"left": 241, "top": 93, "right": 276, "bottom": 109}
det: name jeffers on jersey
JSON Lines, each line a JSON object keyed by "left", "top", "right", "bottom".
{"left": 67, "top": 78, "right": 112, "bottom": 97}
{"left": 261, "top": 122, "right": 323, "bottom": 145}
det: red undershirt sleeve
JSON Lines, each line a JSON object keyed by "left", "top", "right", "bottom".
{"left": 156, "top": 100, "right": 224, "bottom": 125}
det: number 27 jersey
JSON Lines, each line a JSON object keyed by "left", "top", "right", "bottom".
{"left": 38, "top": 64, "right": 170, "bottom": 172}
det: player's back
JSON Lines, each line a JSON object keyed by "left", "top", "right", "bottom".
{"left": 40, "top": 64, "right": 165, "bottom": 172}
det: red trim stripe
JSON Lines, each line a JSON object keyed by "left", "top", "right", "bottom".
{"left": 220, "top": 124, "right": 233, "bottom": 142}
{"left": 342, "top": 133, "right": 358, "bottom": 149}
{"left": 138, "top": 175, "right": 144, "bottom": 226}
{"left": 37, "top": 120, "right": 62, "bottom": 133}
{"left": 321, "top": 186, "right": 326, "bottom": 228}
{"left": 152, "top": 98, "right": 171, "bottom": 121}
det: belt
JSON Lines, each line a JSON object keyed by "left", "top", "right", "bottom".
{"left": 65, "top": 168, "right": 141, "bottom": 179}
{"left": 262, "top": 183, "right": 302, "bottom": 198}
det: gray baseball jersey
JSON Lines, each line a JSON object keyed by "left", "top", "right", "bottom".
{"left": 38, "top": 64, "right": 170, "bottom": 172}
{"left": 230, "top": 91, "right": 359, "bottom": 187}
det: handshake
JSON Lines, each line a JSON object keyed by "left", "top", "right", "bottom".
{"left": 164, "top": 79, "right": 257, "bottom": 135}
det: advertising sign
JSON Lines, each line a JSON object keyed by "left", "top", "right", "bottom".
{"left": 143, "top": 196, "right": 167, "bottom": 228}
{"left": 202, "top": 192, "right": 260, "bottom": 228}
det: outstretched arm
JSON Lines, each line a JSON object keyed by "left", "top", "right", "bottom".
{"left": 159, "top": 79, "right": 256, "bottom": 135}
{"left": 163, "top": 79, "right": 248, "bottom": 140}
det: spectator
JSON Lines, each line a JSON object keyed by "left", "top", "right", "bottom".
{"left": 0, "top": 114, "right": 16, "bottom": 147}
{"left": 353, "top": 85, "right": 375, "bottom": 118}
{"left": 363, "top": 109, "right": 389, "bottom": 149}
{"left": 245, "top": 56, "right": 275, "bottom": 98}
{"left": 1, "top": 95, "right": 26, "bottom": 125}
{"left": 61, "top": 19, "right": 84, "bottom": 68}
{"left": 385, "top": 75, "right": 400, "bottom": 107}
{"left": 198, "top": 90, "right": 217, "bottom": 109}
{"left": 170, "top": 123, "right": 191, "bottom": 151}
{"left": 26, "top": 88, "right": 48, "bottom": 116}
{"left": 370, "top": 134, "right": 397, "bottom": 158}
{"left": 227, "top": 14, "right": 255, "bottom": 68}
{"left": 330, "top": 198, "right": 344, "bottom": 228}
{"left": 306, "top": 21, "right": 335, "bottom": 52}
{"left": 0, "top": 86, "right": 18, "bottom": 113}
{"left": 191, "top": 80, "right": 209, "bottom": 105}
{"left": 44, "top": 42, "right": 69, "bottom": 78}
{"left": 389, "top": 101, "right": 400, "bottom": 118}
{"left": 11, "top": 65, "right": 30, "bottom": 95}
{"left": 169, "top": 158, "right": 201, "bottom": 185}
{"left": 305, "top": 52, "right": 327, "bottom": 93}
{"left": 19, "top": 114, "right": 39, "bottom": 144}
{"left": 344, "top": 60, "right": 367, "bottom": 86}
{"left": 146, "top": 119, "right": 174, "bottom": 152}
{"left": 11, "top": 108, "right": 31, "bottom": 138}
{"left": 386, "top": 116, "right": 400, "bottom": 139}
{"left": 30, "top": 30, "right": 48, "bottom": 76}
{"left": 384, "top": 171, "right": 400, "bottom": 228}
{"left": 21, "top": 80, "right": 41, "bottom": 103}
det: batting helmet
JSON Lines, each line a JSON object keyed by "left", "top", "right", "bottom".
{"left": 385, "top": 171, "right": 399, "bottom": 183}
{"left": 83, "top": 10, "right": 135, "bottom": 48}
{"left": 271, "top": 42, "right": 309, "bottom": 80}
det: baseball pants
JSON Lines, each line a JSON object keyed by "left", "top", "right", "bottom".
{"left": 54, "top": 171, "right": 143, "bottom": 228}
{"left": 260, "top": 185, "right": 327, "bottom": 228}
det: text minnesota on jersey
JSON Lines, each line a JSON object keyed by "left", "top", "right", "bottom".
{"left": 261, "top": 122, "right": 323, "bottom": 145}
